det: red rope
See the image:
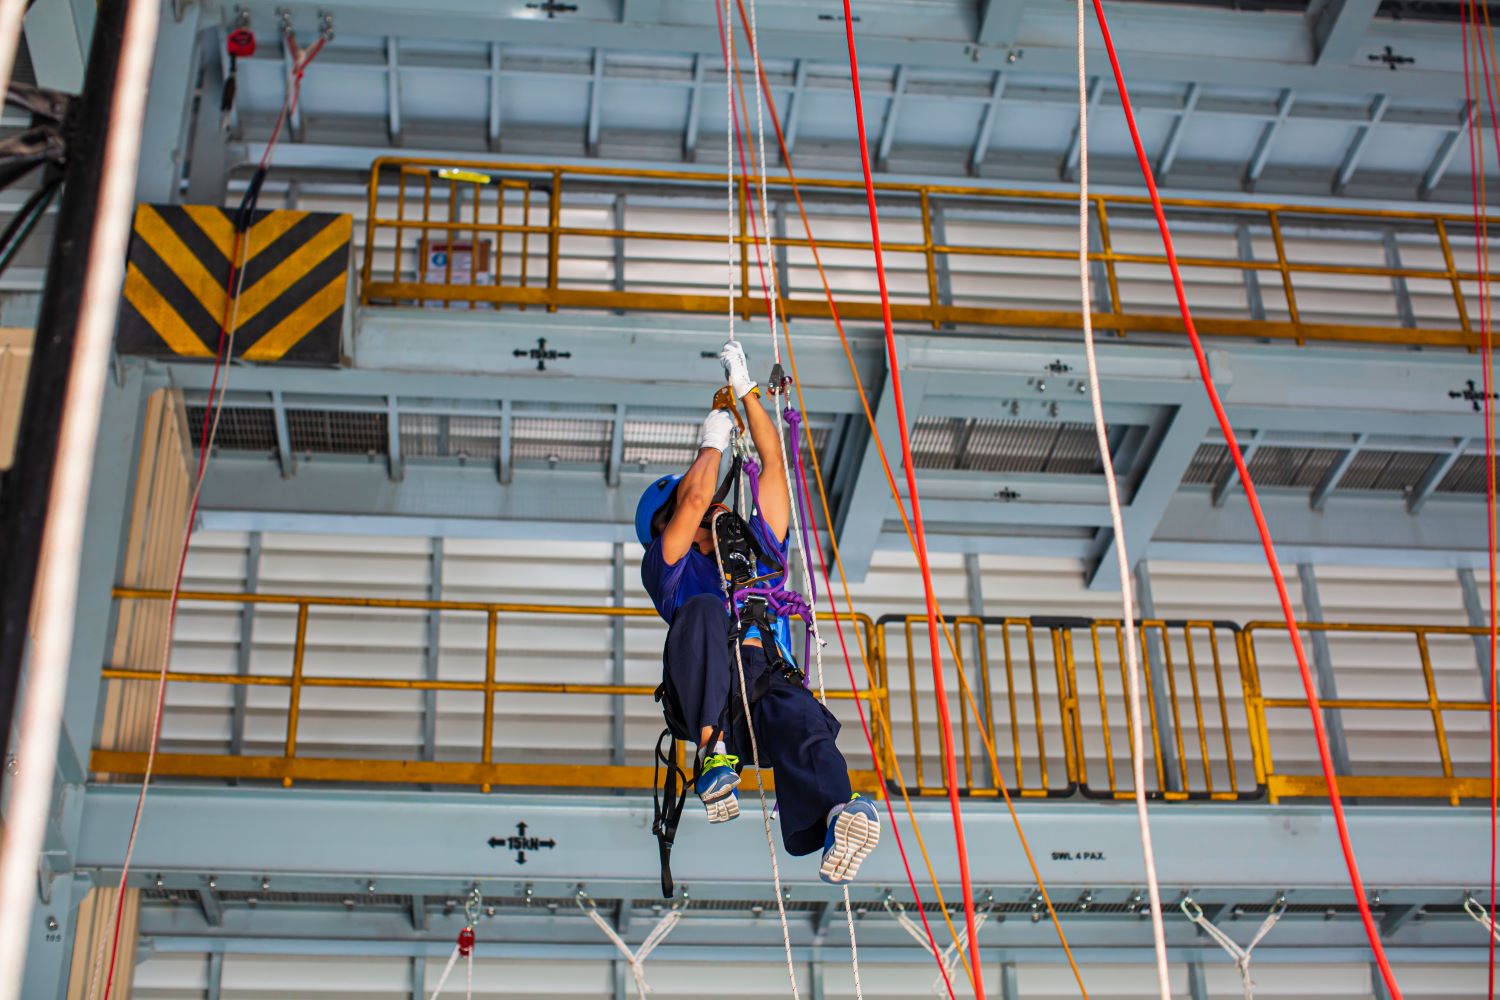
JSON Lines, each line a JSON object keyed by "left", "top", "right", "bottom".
{"left": 1461, "top": 3, "right": 1500, "bottom": 993}
{"left": 837, "top": 3, "right": 985, "bottom": 992}
{"left": 99, "top": 37, "right": 325, "bottom": 998}
{"left": 1085, "top": 2, "right": 1402, "bottom": 995}
{"left": 711, "top": 6, "right": 958, "bottom": 994}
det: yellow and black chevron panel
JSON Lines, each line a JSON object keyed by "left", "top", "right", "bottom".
{"left": 117, "top": 204, "right": 351, "bottom": 365}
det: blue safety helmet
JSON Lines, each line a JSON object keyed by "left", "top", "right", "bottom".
{"left": 634, "top": 474, "right": 683, "bottom": 547}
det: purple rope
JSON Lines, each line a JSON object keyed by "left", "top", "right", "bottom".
{"left": 784, "top": 407, "right": 819, "bottom": 672}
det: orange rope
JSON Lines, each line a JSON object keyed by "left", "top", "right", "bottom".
{"left": 722, "top": 31, "right": 977, "bottom": 990}
{"left": 731, "top": 2, "right": 1089, "bottom": 992}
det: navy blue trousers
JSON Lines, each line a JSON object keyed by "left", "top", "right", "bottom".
{"left": 662, "top": 594, "right": 852, "bottom": 856}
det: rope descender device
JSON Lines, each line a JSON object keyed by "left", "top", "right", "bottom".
{"left": 712, "top": 383, "right": 751, "bottom": 435}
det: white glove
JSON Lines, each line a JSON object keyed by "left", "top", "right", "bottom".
{"left": 719, "top": 340, "right": 757, "bottom": 399}
{"left": 699, "top": 409, "right": 735, "bottom": 454}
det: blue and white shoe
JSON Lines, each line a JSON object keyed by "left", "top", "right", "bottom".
{"left": 819, "top": 794, "right": 880, "bottom": 885}
{"left": 697, "top": 752, "right": 741, "bottom": 823}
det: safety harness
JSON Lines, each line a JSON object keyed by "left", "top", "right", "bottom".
{"left": 650, "top": 390, "right": 810, "bottom": 898}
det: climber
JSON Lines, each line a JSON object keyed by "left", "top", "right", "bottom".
{"left": 637, "top": 340, "right": 879, "bottom": 885}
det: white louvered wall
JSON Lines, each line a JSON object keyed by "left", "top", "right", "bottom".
{"left": 129, "top": 952, "right": 1481, "bottom": 999}
{"left": 156, "top": 533, "right": 1491, "bottom": 796}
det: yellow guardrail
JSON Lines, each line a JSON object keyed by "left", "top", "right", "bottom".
{"left": 877, "top": 615, "right": 1260, "bottom": 802}
{"left": 1242, "top": 620, "right": 1493, "bottom": 806}
{"left": 361, "top": 156, "right": 1490, "bottom": 349}
{"left": 93, "top": 589, "right": 1493, "bottom": 806}
{"left": 94, "top": 589, "right": 885, "bottom": 794}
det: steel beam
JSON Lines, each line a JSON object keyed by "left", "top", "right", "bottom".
{"left": 409, "top": 954, "right": 424, "bottom": 1000}
{"left": 22, "top": 874, "right": 86, "bottom": 1000}
{"left": 222, "top": 1, "right": 1467, "bottom": 101}
{"left": 1406, "top": 437, "right": 1467, "bottom": 515}
{"left": 587, "top": 48, "right": 605, "bottom": 157}
{"left": 610, "top": 542, "right": 627, "bottom": 768}
{"left": 1211, "top": 427, "right": 1266, "bottom": 508}
{"left": 970, "top": 71, "right": 1007, "bottom": 176}
{"left": 385, "top": 37, "right": 402, "bottom": 146}
{"left": 1296, "top": 564, "right": 1353, "bottom": 775}
{"left": 1332, "top": 94, "right": 1388, "bottom": 195}
{"left": 930, "top": 203, "right": 954, "bottom": 325}
{"left": 58, "top": 372, "right": 148, "bottom": 783}
{"left": 607, "top": 402, "right": 626, "bottom": 486}
{"left": 488, "top": 43, "right": 503, "bottom": 151}
{"left": 998, "top": 961, "right": 1018, "bottom": 1000}
{"left": 1155, "top": 83, "right": 1200, "bottom": 184}
{"left": 199, "top": 886, "right": 224, "bottom": 927}
{"left": 119, "top": 934, "right": 1500, "bottom": 968}
{"left": 1153, "top": 488, "right": 1487, "bottom": 568}
{"left": 1236, "top": 223, "right": 1265, "bottom": 322}
{"left": 1420, "top": 103, "right": 1477, "bottom": 201}
{"left": 270, "top": 389, "right": 295, "bottom": 479}
{"left": 1061, "top": 76, "right": 1101, "bottom": 182}
{"left": 134, "top": 5, "right": 202, "bottom": 203}
{"left": 78, "top": 785, "right": 1492, "bottom": 890}
{"left": 683, "top": 55, "right": 706, "bottom": 162}
{"left": 622, "top": 0, "right": 662, "bottom": 23}
{"left": 1133, "top": 561, "right": 1182, "bottom": 791}
{"left": 22, "top": 0, "right": 92, "bottom": 92}
{"left": 1244, "top": 89, "right": 1294, "bottom": 192}
{"left": 1457, "top": 567, "right": 1493, "bottom": 702}
{"left": 976, "top": 0, "right": 1025, "bottom": 47}
{"left": 1089, "top": 397, "right": 1213, "bottom": 590}
{"left": 284, "top": 30, "right": 304, "bottom": 140}
{"left": 423, "top": 538, "right": 443, "bottom": 764}
{"left": 386, "top": 395, "right": 404, "bottom": 482}
{"left": 1309, "top": 433, "right": 1366, "bottom": 512}
{"left": 832, "top": 369, "right": 909, "bottom": 583}
{"left": 185, "top": 29, "right": 233, "bottom": 205}
{"left": 208, "top": 951, "right": 224, "bottom": 1000}
{"left": 876, "top": 65, "right": 909, "bottom": 170}
{"left": 1383, "top": 229, "right": 1417, "bottom": 329}
{"left": 783, "top": 60, "right": 808, "bottom": 154}
{"left": 228, "top": 532, "right": 262, "bottom": 759}
{"left": 1310, "top": 0, "right": 1382, "bottom": 66}
{"left": 499, "top": 398, "right": 513, "bottom": 485}
{"left": 411, "top": 895, "right": 428, "bottom": 931}
{"left": 1187, "top": 960, "right": 1208, "bottom": 1000}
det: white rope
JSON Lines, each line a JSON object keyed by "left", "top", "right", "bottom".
{"left": 578, "top": 893, "right": 682, "bottom": 998}
{"left": 1074, "top": 5, "right": 1170, "bottom": 1000}
{"left": 0, "top": 0, "right": 26, "bottom": 112}
{"left": 734, "top": 0, "right": 862, "bottom": 985}
{"left": 426, "top": 940, "right": 465, "bottom": 1000}
{"left": 1181, "top": 897, "right": 1285, "bottom": 1000}
{"left": 884, "top": 896, "right": 985, "bottom": 996}
{"left": 0, "top": 1, "right": 162, "bottom": 996}
{"left": 744, "top": 0, "right": 781, "bottom": 367}
{"left": 722, "top": 0, "right": 738, "bottom": 345}
{"left": 1466, "top": 895, "right": 1500, "bottom": 944}
{"left": 711, "top": 504, "right": 801, "bottom": 999}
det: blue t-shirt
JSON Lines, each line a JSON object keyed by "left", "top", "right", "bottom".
{"left": 641, "top": 514, "right": 794, "bottom": 658}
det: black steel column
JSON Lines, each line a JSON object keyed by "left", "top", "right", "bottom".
{"left": 0, "top": 2, "right": 131, "bottom": 760}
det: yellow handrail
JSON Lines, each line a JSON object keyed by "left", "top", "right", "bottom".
{"left": 97, "top": 588, "right": 885, "bottom": 793}
{"left": 94, "top": 588, "right": 1497, "bottom": 805}
{"left": 360, "top": 156, "right": 1498, "bottom": 349}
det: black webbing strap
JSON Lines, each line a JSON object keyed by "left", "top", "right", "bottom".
{"left": 710, "top": 454, "right": 742, "bottom": 509}
{"left": 651, "top": 728, "right": 689, "bottom": 899}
